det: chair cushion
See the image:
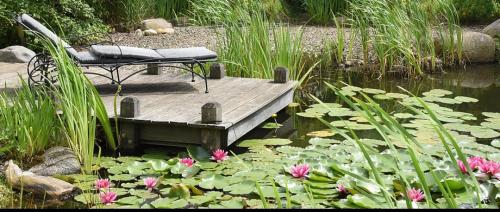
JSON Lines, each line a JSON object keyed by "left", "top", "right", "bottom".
{"left": 19, "top": 14, "right": 79, "bottom": 58}
{"left": 155, "top": 47, "right": 217, "bottom": 61}
{"left": 90, "top": 45, "right": 163, "bottom": 59}
{"left": 73, "top": 51, "right": 139, "bottom": 65}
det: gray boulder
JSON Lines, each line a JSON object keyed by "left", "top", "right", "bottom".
{"left": 0, "top": 45, "right": 36, "bottom": 63}
{"left": 28, "top": 146, "right": 81, "bottom": 176}
{"left": 483, "top": 19, "right": 500, "bottom": 38}
{"left": 141, "top": 18, "right": 174, "bottom": 34}
{"left": 462, "top": 31, "right": 496, "bottom": 63}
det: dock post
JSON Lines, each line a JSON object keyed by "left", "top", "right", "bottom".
{"left": 210, "top": 63, "right": 225, "bottom": 79}
{"left": 274, "top": 67, "right": 289, "bottom": 83}
{"left": 201, "top": 102, "right": 223, "bottom": 150}
{"left": 120, "top": 97, "right": 140, "bottom": 154}
{"left": 147, "top": 64, "right": 161, "bottom": 75}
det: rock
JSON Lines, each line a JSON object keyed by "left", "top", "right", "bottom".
{"left": 4, "top": 160, "right": 79, "bottom": 200}
{"left": 483, "top": 19, "right": 500, "bottom": 38}
{"left": 172, "top": 16, "right": 190, "bottom": 27}
{"left": 135, "top": 29, "right": 143, "bottom": 36}
{"left": 141, "top": 18, "right": 174, "bottom": 34}
{"left": 421, "top": 56, "right": 443, "bottom": 72}
{"left": 143, "top": 29, "right": 158, "bottom": 36}
{"left": 462, "top": 31, "right": 496, "bottom": 63}
{"left": 0, "top": 46, "right": 36, "bottom": 63}
{"left": 28, "top": 146, "right": 81, "bottom": 176}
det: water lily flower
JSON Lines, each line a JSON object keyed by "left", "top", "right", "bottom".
{"left": 407, "top": 188, "right": 425, "bottom": 202}
{"left": 337, "top": 184, "right": 348, "bottom": 194}
{"left": 477, "top": 160, "right": 500, "bottom": 180}
{"left": 290, "top": 164, "right": 310, "bottom": 179}
{"left": 467, "top": 156, "right": 485, "bottom": 170}
{"left": 210, "top": 149, "right": 229, "bottom": 162}
{"left": 457, "top": 160, "right": 468, "bottom": 174}
{"left": 95, "top": 178, "right": 111, "bottom": 191}
{"left": 144, "top": 177, "right": 158, "bottom": 191}
{"left": 99, "top": 191, "right": 117, "bottom": 205}
{"left": 180, "top": 157, "right": 195, "bottom": 167}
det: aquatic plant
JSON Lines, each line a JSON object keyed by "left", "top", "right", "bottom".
{"left": 0, "top": 79, "right": 58, "bottom": 161}
{"left": 99, "top": 191, "right": 117, "bottom": 205}
{"left": 290, "top": 164, "right": 310, "bottom": 179}
{"left": 180, "top": 158, "right": 195, "bottom": 167}
{"left": 39, "top": 38, "right": 116, "bottom": 174}
{"left": 302, "top": 0, "right": 349, "bottom": 25}
{"left": 156, "top": 0, "right": 190, "bottom": 20}
{"left": 210, "top": 149, "right": 229, "bottom": 162}
{"left": 95, "top": 179, "right": 111, "bottom": 191}
{"left": 407, "top": 188, "right": 425, "bottom": 202}
{"left": 144, "top": 177, "right": 158, "bottom": 191}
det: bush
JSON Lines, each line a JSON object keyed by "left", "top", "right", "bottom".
{"left": 453, "top": 0, "right": 500, "bottom": 24}
{"left": 0, "top": 0, "right": 109, "bottom": 49}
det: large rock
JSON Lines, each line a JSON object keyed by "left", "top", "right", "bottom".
{"left": 462, "top": 31, "right": 496, "bottom": 63}
{"left": 28, "top": 146, "right": 81, "bottom": 176}
{"left": 4, "top": 160, "right": 79, "bottom": 200}
{"left": 141, "top": 18, "right": 174, "bottom": 34}
{"left": 0, "top": 46, "right": 36, "bottom": 63}
{"left": 483, "top": 19, "right": 500, "bottom": 38}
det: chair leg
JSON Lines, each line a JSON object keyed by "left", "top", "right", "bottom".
{"left": 191, "top": 64, "right": 195, "bottom": 82}
{"left": 197, "top": 62, "right": 209, "bottom": 93}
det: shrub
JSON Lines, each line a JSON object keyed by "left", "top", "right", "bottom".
{"left": 453, "top": 0, "right": 500, "bottom": 24}
{"left": 0, "top": 0, "right": 109, "bottom": 48}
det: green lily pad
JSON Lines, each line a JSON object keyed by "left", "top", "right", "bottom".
{"left": 394, "top": 113, "right": 414, "bottom": 119}
{"left": 74, "top": 193, "right": 99, "bottom": 205}
{"left": 423, "top": 89, "right": 452, "bottom": 97}
{"left": 219, "top": 198, "right": 245, "bottom": 209}
{"left": 307, "top": 130, "right": 335, "bottom": 138}
{"left": 296, "top": 112, "right": 323, "bottom": 118}
{"left": 149, "top": 160, "right": 170, "bottom": 172}
{"left": 110, "top": 174, "right": 135, "bottom": 182}
{"left": 491, "top": 139, "right": 500, "bottom": 148}
{"left": 168, "top": 184, "right": 191, "bottom": 199}
{"left": 116, "top": 196, "right": 143, "bottom": 205}
{"left": 342, "top": 85, "right": 363, "bottom": 92}
{"left": 386, "top": 93, "right": 408, "bottom": 99}
{"left": 309, "top": 103, "right": 343, "bottom": 109}
{"left": 237, "top": 138, "right": 292, "bottom": 147}
{"left": 187, "top": 145, "right": 210, "bottom": 162}
{"left": 199, "top": 174, "right": 228, "bottom": 190}
{"left": 454, "top": 96, "right": 478, "bottom": 103}
{"left": 361, "top": 88, "right": 386, "bottom": 94}
{"left": 261, "top": 122, "right": 283, "bottom": 129}
{"left": 223, "top": 180, "right": 256, "bottom": 195}
{"left": 481, "top": 122, "right": 500, "bottom": 131}
{"left": 151, "top": 198, "right": 188, "bottom": 209}
{"left": 470, "top": 128, "right": 500, "bottom": 139}
{"left": 483, "top": 112, "right": 500, "bottom": 119}
{"left": 373, "top": 94, "right": 392, "bottom": 100}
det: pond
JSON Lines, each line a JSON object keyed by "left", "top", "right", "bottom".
{"left": 10, "top": 64, "right": 500, "bottom": 209}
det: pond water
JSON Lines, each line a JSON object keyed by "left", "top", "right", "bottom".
{"left": 242, "top": 64, "right": 500, "bottom": 148}
{"left": 10, "top": 64, "right": 500, "bottom": 208}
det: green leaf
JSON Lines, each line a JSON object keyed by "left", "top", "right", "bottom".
{"left": 187, "top": 145, "right": 210, "bottom": 162}
{"left": 151, "top": 198, "right": 188, "bottom": 209}
{"left": 199, "top": 174, "right": 228, "bottom": 190}
{"left": 261, "top": 122, "right": 283, "bottom": 129}
{"left": 149, "top": 160, "right": 170, "bottom": 172}
{"left": 237, "top": 138, "right": 292, "bottom": 147}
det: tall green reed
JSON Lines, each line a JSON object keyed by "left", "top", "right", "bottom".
{"left": 191, "top": 0, "right": 306, "bottom": 80}
{"left": 348, "top": 0, "right": 462, "bottom": 75}
{"left": 303, "top": 0, "right": 349, "bottom": 25}
{"left": 39, "top": 39, "right": 116, "bottom": 174}
{"left": 156, "top": 0, "right": 190, "bottom": 20}
{"left": 0, "top": 79, "right": 58, "bottom": 161}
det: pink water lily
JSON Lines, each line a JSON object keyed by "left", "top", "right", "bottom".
{"left": 210, "top": 149, "right": 229, "bottom": 162}
{"left": 407, "top": 188, "right": 425, "bottom": 202}
{"left": 337, "top": 184, "right": 348, "bottom": 194}
{"left": 467, "top": 156, "right": 485, "bottom": 170}
{"left": 290, "top": 164, "right": 310, "bottom": 179}
{"left": 144, "top": 177, "right": 158, "bottom": 191}
{"left": 477, "top": 160, "right": 500, "bottom": 180}
{"left": 95, "top": 178, "right": 111, "bottom": 191}
{"left": 180, "top": 157, "right": 195, "bottom": 167}
{"left": 457, "top": 160, "right": 468, "bottom": 174}
{"left": 100, "top": 191, "right": 117, "bottom": 205}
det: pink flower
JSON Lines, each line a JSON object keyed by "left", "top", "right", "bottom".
{"left": 180, "top": 157, "right": 194, "bottom": 167}
{"left": 95, "top": 179, "right": 111, "bottom": 191}
{"left": 290, "top": 164, "right": 310, "bottom": 179}
{"left": 407, "top": 188, "right": 425, "bottom": 202}
{"left": 100, "top": 191, "right": 117, "bottom": 205}
{"left": 467, "top": 156, "right": 485, "bottom": 170}
{"left": 210, "top": 149, "right": 229, "bottom": 162}
{"left": 144, "top": 177, "right": 158, "bottom": 191}
{"left": 337, "top": 184, "right": 348, "bottom": 194}
{"left": 457, "top": 160, "right": 468, "bottom": 174}
{"left": 478, "top": 160, "right": 500, "bottom": 179}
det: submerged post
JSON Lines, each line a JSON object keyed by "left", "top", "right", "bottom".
{"left": 120, "top": 96, "right": 140, "bottom": 154}
{"left": 147, "top": 64, "right": 161, "bottom": 75}
{"left": 201, "top": 102, "right": 223, "bottom": 150}
{"left": 274, "top": 67, "right": 289, "bottom": 83}
{"left": 209, "top": 63, "right": 225, "bottom": 79}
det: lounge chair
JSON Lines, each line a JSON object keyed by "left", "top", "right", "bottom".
{"left": 15, "top": 14, "right": 217, "bottom": 93}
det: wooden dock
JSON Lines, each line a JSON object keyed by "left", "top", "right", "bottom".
{"left": 0, "top": 63, "right": 296, "bottom": 151}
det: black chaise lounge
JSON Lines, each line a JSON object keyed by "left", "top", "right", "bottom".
{"left": 16, "top": 14, "right": 217, "bottom": 93}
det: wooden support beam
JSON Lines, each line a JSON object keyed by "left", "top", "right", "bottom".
{"left": 201, "top": 129, "right": 223, "bottom": 151}
{"left": 209, "top": 63, "right": 225, "bottom": 79}
{"left": 120, "top": 97, "right": 140, "bottom": 154}
{"left": 147, "top": 64, "right": 161, "bottom": 75}
{"left": 274, "top": 67, "right": 289, "bottom": 83}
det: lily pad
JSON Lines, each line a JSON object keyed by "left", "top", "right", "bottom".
{"left": 223, "top": 180, "right": 256, "bottom": 195}
{"left": 151, "top": 198, "right": 188, "bottom": 209}
{"left": 307, "top": 130, "right": 335, "bottom": 138}
{"left": 187, "top": 145, "right": 210, "bottom": 162}
{"left": 470, "top": 128, "right": 500, "bottom": 139}
{"left": 237, "top": 138, "right": 292, "bottom": 147}
{"left": 454, "top": 96, "right": 478, "bottom": 103}
{"left": 261, "top": 122, "right": 283, "bottom": 129}
{"left": 199, "top": 174, "right": 228, "bottom": 190}
{"left": 361, "top": 88, "right": 386, "bottom": 95}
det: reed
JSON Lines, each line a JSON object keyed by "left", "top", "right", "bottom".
{"left": 303, "top": 0, "right": 349, "bottom": 25}
{"left": 156, "top": 0, "right": 190, "bottom": 20}
{"left": 39, "top": 39, "right": 116, "bottom": 174}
